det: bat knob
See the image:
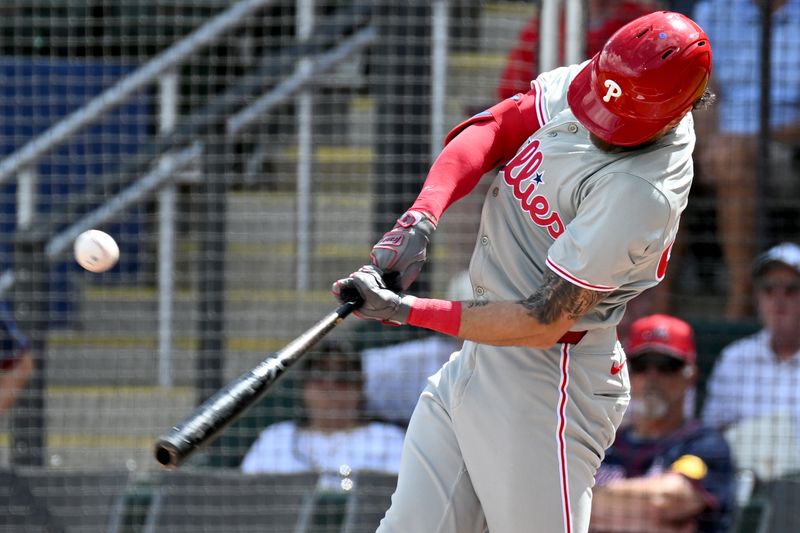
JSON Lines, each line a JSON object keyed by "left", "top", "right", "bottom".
{"left": 154, "top": 439, "right": 182, "bottom": 469}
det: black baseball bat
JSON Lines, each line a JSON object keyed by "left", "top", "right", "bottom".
{"left": 153, "top": 298, "right": 361, "bottom": 469}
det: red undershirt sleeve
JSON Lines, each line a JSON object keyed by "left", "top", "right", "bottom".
{"left": 410, "top": 89, "right": 545, "bottom": 224}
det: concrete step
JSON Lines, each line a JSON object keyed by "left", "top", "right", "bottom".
{"left": 271, "top": 145, "right": 374, "bottom": 193}
{"left": 346, "top": 96, "right": 376, "bottom": 147}
{"left": 49, "top": 287, "right": 347, "bottom": 385}
{"left": 45, "top": 385, "right": 195, "bottom": 438}
{"left": 1, "top": 385, "right": 195, "bottom": 470}
{"left": 140, "top": 190, "right": 372, "bottom": 291}
{"left": 225, "top": 191, "right": 373, "bottom": 243}
{"left": 446, "top": 52, "right": 508, "bottom": 115}
{"left": 479, "top": 2, "right": 537, "bottom": 56}
{"left": 76, "top": 287, "right": 336, "bottom": 332}
{"left": 74, "top": 271, "right": 364, "bottom": 334}
{"left": 171, "top": 241, "right": 367, "bottom": 292}
{"left": 44, "top": 332, "right": 317, "bottom": 387}
{"left": 224, "top": 243, "right": 368, "bottom": 291}
{"left": 45, "top": 332, "right": 199, "bottom": 386}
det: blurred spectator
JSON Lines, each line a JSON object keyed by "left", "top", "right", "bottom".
{"left": 692, "top": 0, "right": 800, "bottom": 319}
{"left": 241, "top": 339, "right": 405, "bottom": 490}
{"left": 0, "top": 301, "right": 33, "bottom": 413}
{"left": 702, "top": 242, "right": 800, "bottom": 480}
{"left": 361, "top": 270, "right": 469, "bottom": 426}
{"left": 667, "top": 0, "right": 700, "bottom": 15}
{"left": 496, "top": 0, "right": 659, "bottom": 100}
{"left": 591, "top": 314, "right": 736, "bottom": 533}
{"left": 362, "top": 335, "right": 459, "bottom": 426}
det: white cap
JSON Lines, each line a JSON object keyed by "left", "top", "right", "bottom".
{"left": 753, "top": 242, "right": 800, "bottom": 278}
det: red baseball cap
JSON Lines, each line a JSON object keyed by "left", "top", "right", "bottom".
{"left": 626, "top": 314, "right": 696, "bottom": 365}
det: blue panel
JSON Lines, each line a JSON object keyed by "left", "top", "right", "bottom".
{"left": 0, "top": 57, "right": 153, "bottom": 325}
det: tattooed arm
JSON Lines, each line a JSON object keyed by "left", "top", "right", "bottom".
{"left": 457, "top": 270, "right": 606, "bottom": 348}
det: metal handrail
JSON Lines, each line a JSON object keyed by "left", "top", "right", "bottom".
{"left": 43, "top": 23, "right": 377, "bottom": 264}
{"left": 25, "top": 1, "right": 374, "bottom": 242}
{"left": 45, "top": 143, "right": 205, "bottom": 261}
{"left": 227, "top": 25, "right": 377, "bottom": 136}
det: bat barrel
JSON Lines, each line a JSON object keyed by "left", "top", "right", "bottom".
{"left": 153, "top": 298, "right": 362, "bottom": 469}
{"left": 154, "top": 369, "right": 266, "bottom": 468}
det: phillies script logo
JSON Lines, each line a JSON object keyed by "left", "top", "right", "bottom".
{"left": 502, "top": 140, "right": 564, "bottom": 238}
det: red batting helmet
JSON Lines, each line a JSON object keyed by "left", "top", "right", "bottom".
{"left": 567, "top": 11, "right": 712, "bottom": 147}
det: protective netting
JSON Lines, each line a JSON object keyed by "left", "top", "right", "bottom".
{"left": 0, "top": 1, "right": 797, "bottom": 532}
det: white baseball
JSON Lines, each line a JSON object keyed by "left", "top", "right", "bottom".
{"left": 74, "top": 230, "right": 120, "bottom": 273}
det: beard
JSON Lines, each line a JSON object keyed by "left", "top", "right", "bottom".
{"left": 629, "top": 388, "right": 669, "bottom": 420}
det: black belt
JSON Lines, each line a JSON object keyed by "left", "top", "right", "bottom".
{"left": 558, "top": 330, "right": 587, "bottom": 345}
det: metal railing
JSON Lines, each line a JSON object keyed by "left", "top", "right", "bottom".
{"left": 2, "top": 0, "right": 380, "bottom": 466}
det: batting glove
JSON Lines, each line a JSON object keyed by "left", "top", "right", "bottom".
{"left": 331, "top": 266, "right": 415, "bottom": 325}
{"left": 370, "top": 210, "right": 436, "bottom": 291}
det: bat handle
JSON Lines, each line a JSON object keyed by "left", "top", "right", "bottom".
{"left": 336, "top": 297, "right": 363, "bottom": 318}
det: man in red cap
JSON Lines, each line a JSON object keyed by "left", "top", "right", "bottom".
{"left": 591, "top": 314, "right": 735, "bottom": 533}
{"left": 0, "top": 301, "right": 33, "bottom": 414}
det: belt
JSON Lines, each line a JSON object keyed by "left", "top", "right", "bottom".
{"left": 558, "top": 330, "right": 587, "bottom": 345}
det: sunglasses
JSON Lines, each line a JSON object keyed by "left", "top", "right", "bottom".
{"left": 757, "top": 282, "right": 800, "bottom": 297}
{"left": 306, "top": 370, "right": 360, "bottom": 384}
{"left": 628, "top": 354, "right": 686, "bottom": 375}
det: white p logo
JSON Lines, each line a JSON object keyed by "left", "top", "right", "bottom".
{"left": 602, "top": 79, "right": 623, "bottom": 102}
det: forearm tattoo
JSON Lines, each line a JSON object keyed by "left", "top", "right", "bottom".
{"left": 520, "top": 271, "right": 605, "bottom": 323}
{"left": 465, "top": 300, "right": 489, "bottom": 308}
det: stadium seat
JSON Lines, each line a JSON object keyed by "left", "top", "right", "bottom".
{"left": 340, "top": 471, "right": 397, "bottom": 533}
{"left": 732, "top": 495, "right": 771, "bottom": 533}
{"left": 762, "top": 472, "right": 800, "bottom": 533}
{"left": 142, "top": 470, "right": 318, "bottom": 533}
{"left": 0, "top": 468, "right": 59, "bottom": 532}
{"left": 4, "top": 467, "right": 131, "bottom": 533}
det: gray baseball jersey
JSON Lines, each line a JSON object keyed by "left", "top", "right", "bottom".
{"left": 378, "top": 62, "right": 695, "bottom": 533}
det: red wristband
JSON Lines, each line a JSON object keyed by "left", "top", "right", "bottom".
{"left": 0, "top": 355, "right": 20, "bottom": 371}
{"left": 407, "top": 298, "right": 462, "bottom": 337}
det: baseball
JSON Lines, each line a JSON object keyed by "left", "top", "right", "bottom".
{"left": 74, "top": 230, "right": 120, "bottom": 273}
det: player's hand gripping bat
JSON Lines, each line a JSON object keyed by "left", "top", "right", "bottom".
{"left": 153, "top": 298, "right": 361, "bottom": 469}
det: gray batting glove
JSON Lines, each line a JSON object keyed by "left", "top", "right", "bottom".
{"left": 331, "top": 266, "right": 416, "bottom": 325}
{"left": 370, "top": 210, "right": 436, "bottom": 291}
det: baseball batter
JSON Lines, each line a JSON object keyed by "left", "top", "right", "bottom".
{"left": 333, "top": 11, "right": 713, "bottom": 533}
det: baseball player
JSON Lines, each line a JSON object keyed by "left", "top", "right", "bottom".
{"left": 333, "top": 11, "right": 713, "bottom": 533}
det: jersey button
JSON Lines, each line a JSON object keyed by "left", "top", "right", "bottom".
{"left": 480, "top": 236, "right": 489, "bottom": 245}
{"left": 567, "top": 123, "right": 579, "bottom": 134}
{"left": 475, "top": 286, "right": 485, "bottom": 296}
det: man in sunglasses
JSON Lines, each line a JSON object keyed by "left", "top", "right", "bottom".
{"left": 591, "top": 314, "right": 735, "bottom": 533}
{"left": 702, "top": 242, "right": 800, "bottom": 481}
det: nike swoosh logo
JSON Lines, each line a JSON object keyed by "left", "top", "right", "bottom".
{"left": 610, "top": 360, "right": 626, "bottom": 376}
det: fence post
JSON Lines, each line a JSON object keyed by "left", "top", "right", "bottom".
{"left": 756, "top": 0, "right": 772, "bottom": 246}
{"left": 295, "top": 0, "right": 315, "bottom": 292}
{"left": 371, "top": 0, "right": 432, "bottom": 293}
{"left": 11, "top": 229, "right": 49, "bottom": 466}
{"left": 195, "top": 131, "right": 229, "bottom": 464}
